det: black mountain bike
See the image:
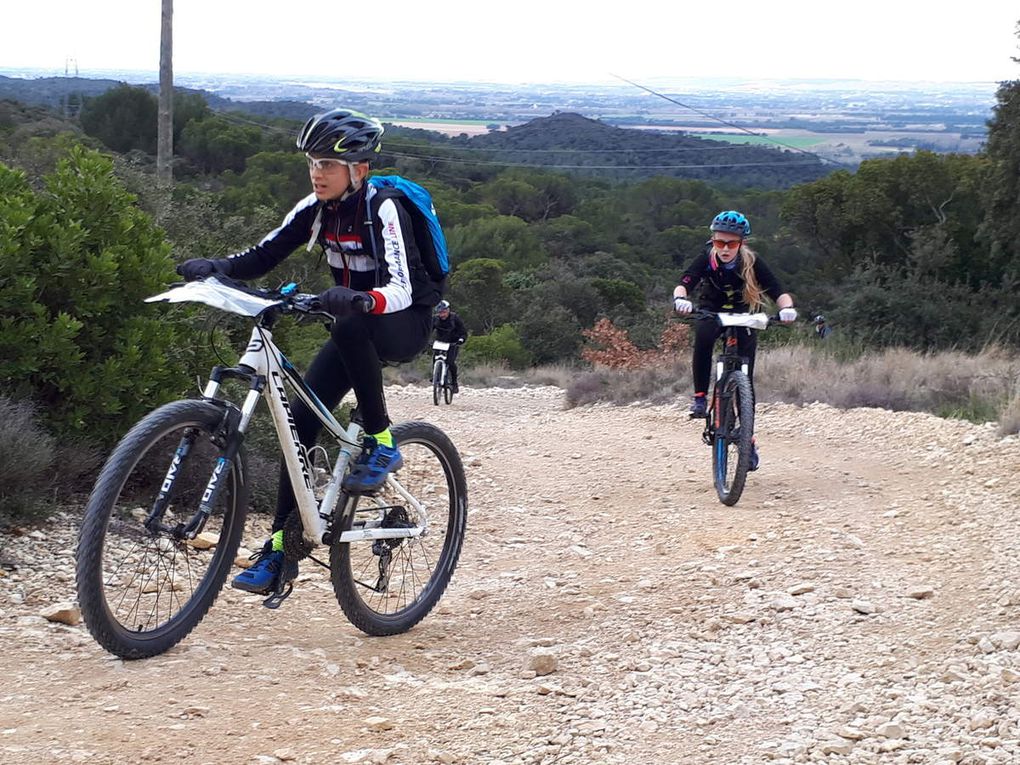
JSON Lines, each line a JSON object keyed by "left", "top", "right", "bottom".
{"left": 686, "top": 310, "right": 774, "bottom": 506}
{"left": 76, "top": 277, "right": 468, "bottom": 659}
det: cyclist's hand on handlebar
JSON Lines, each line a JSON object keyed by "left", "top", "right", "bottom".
{"left": 317, "top": 285, "right": 375, "bottom": 317}
{"left": 176, "top": 258, "right": 233, "bottom": 282}
{"left": 779, "top": 307, "right": 798, "bottom": 323}
{"left": 673, "top": 296, "right": 693, "bottom": 314}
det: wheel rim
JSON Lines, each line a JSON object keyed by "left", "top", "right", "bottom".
{"left": 340, "top": 436, "right": 455, "bottom": 618}
{"left": 97, "top": 421, "right": 238, "bottom": 638}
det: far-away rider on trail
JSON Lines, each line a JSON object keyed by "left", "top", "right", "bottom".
{"left": 672, "top": 210, "right": 797, "bottom": 470}
{"left": 432, "top": 300, "right": 467, "bottom": 393}
{"left": 176, "top": 108, "right": 447, "bottom": 596}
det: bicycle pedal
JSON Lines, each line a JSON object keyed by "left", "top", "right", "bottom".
{"left": 261, "top": 581, "right": 294, "bottom": 610}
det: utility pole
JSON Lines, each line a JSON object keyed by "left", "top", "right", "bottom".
{"left": 156, "top": 0, "right": 173, "bottom": 185}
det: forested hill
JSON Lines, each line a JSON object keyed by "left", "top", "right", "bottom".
{"left": 1, "top": 74, "right": 829, "bottom": 188}
{"left": 457, "top": 112, "right": 830, "bottom": 188}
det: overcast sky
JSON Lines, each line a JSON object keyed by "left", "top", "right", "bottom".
{"left": 3, "top": 1, "right": 1018, "bottom": 85}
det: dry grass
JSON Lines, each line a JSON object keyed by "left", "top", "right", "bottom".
{"left": 464, "top": 361, "right": 581, "bottom": 389}
{"left": 563, "top": 344, "right": 1020, "bottom": 432}
{"left": 999, "top": 387, "right": 1020, "bottom": 437}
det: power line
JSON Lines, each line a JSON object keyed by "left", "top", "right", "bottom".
{"left": 216, "top": 109, "right": 295, "bottom": 134}
{"left": 609, "top": 73, "right": 852, "bottom": 169}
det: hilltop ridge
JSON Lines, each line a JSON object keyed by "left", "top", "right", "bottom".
{"left": 456, "top": 111, "right": 828, "bottom": 186}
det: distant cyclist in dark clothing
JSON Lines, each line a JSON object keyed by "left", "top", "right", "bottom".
{"left": 432, "top": 300, "right": 467, "bottom": 393}
{"left": 176, "top": 109, "right": 438, "bottom": 596}
{"left": 672, "top": 210, "right": 797, "bottom": 469}
{"left": 814, "top": 315, "right": 833, "bottom": 340}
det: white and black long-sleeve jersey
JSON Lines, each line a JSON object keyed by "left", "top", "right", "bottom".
{"left": 223, "top": 185, "right": 435, "bottom": 313}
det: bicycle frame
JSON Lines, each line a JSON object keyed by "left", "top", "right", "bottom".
{"left": 700, "top": 312, "right": 768, "bottom": 442}
{"left": 228, "top": 325, "right": 430, "bottom": 549}
{"left": 147, "top": 279, "right": 428, "bottom": 551}
{"left": 432, "top": 341, "right": 450, "bottom": 368}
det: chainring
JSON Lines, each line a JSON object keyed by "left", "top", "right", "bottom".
{"left": 282, "top": 510, "right": 315, "bottom": 562}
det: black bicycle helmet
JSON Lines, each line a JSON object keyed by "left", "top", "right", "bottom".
{"left": 435, "top": 300, "right": 451, "bottom": 313}
{"left": 814, "top": 315, "right": 826, "bottom": 324}
{"left": 710, "top": 210, "right": 752, "bottom": 237}
{"left": 296, "top": 109, "right": 384, "bottom": 162}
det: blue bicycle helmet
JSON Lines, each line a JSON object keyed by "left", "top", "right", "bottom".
{"left": 710, "top": 210, "right": 751, "bottom": 237}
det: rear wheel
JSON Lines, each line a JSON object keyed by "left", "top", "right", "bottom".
{"left": 711, "top": 372, "right": 754, "bottom": 506}
{"left": 330, "top": 421, "right": 467, "bottom": 635}
{"left": 76, "top": 400, "right": 248, "bottom": 659}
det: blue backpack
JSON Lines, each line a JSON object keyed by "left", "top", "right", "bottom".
{"left": 367, "top": 175, "right": 450, "bottom": 285}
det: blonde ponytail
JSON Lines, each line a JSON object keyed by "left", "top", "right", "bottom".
{"left": 738, "top": 245, "right": 765, "bottom": 310}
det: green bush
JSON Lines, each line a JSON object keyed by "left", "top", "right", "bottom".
{"left": 0, "top": 147, "right": 198, "bottom": 445}
{"left": 79, "top": 84, "right": 158, "bottom": 154}
{"left": 462, "top": 324, "right": 532, "bottom": 369}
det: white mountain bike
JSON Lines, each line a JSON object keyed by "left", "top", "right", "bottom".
{"left": 431, "top": 340, "right": 454, "bottom": 405}
{"left": 75, "top": 277, "right": 468, "bottom": 659}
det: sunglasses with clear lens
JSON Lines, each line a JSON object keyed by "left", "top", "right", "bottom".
{"left": 305, "top": 155, "right": 348, "bottom": 172}
{"left": 712, "top": 238, "right": 742, "bottom": 250}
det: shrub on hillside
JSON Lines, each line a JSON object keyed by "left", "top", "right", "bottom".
{"left": 0, "top": 147, "right": 197, "bottom": 446}
{"left": 462, "top": 325, "right": 532, "bottom": 369}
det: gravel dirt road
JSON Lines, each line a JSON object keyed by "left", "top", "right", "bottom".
{"left": 2, "top": 386, "right": 1019, "bottom": 764}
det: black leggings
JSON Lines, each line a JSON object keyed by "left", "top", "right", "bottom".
{"left": 444, "top": 344, "right": 460, "bottom": 385}
{"left": 692, "top": 318, "right": 758, "bottom": 400}
{"left": 271, "top": 305, "right": 432, "bottom": 531}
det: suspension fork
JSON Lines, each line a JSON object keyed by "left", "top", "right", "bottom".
{"left": 145, "top": 367, "right": 261, "bottom": 539}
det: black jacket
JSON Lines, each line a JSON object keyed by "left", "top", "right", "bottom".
{"left": 433, "top": 312, "right": 467, "bottom": 344}
{"left": 679, "top": 244, "right": 785, "bottom": 312}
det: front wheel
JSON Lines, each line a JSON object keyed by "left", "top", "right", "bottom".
{"left": 711, "top": 372, "right": 754, "bottom": 506}
{"left": 432, "top": 360, "right": 444, "bottom": 406}
{"left": 76, "top": 399, "right": 249, "bottom": 659}
{"left": 330, "top": 421, "right": 467, "bottom": 636}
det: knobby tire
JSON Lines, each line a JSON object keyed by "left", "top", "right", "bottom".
{"left": 712, "top": 372, "right": 755, "bottom": 506}
{"left": 76, "top": 399, "right": 248, "bottom": 659}
{"left": 432, "top": 360, "right": 444, "bottom": 406}
{"left": 330, "top": 421, "right": 467, "bottom": 636}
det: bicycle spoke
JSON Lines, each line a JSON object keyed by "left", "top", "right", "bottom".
{"left": 331, "top": 422, "right": 466, "bottom": 636}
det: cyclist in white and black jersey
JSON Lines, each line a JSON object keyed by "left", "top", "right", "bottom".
{"left": 177, "top": 109, "right": 437, "bottom": 595}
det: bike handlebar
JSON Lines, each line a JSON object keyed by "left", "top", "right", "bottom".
{"left": 677, "top": 309, "right": 786, "bottom": 327}
{"left": 187, "top": 274, "right": 370, "bottom": 322}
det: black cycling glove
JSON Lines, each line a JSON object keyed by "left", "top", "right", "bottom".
{"left": 176, "top": 258, "right": 233, "bottom": 282}
{"left": 317, "top": 286, "right": 374, "bottom": 317}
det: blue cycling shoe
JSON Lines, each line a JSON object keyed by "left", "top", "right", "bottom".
{"left": 689, "top": 395, "right": 707, "bottom": 419}
{"left": 343, "top": 437, "right": 403, "bottom": 493}
{"left": 231, "top": 541, "right": 298, "bottom": 594}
